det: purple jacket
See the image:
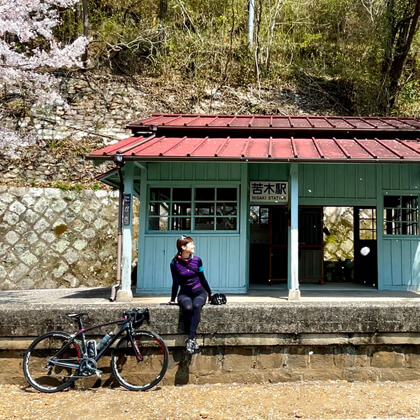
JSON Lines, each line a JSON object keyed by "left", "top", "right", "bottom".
{"left": 170, "top": 255, "right": 212, "bottom": 301}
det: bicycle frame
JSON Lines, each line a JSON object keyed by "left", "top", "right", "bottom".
{"left": 48, "top": 315, "right": 142, "bottom": 372}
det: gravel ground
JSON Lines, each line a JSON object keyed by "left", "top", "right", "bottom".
{"left": 1, "top": 381, "right": 419, "bottom": 419}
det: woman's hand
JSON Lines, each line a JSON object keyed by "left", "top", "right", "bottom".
{"left": 208, "top": 293, "right": 214, "bottom": 302}
{"left": 167, "top": 300, "right": 177, "bottom": 305}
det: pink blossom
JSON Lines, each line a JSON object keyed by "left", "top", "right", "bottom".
{"left": 0, "top": 0, "right": 89, "bottom": 154}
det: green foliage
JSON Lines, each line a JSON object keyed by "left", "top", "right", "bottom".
{"left": 56, "top": 0, "right": 419, "bottom": 115}
{"left": 54, "top": 182, "right": 84, "bottom": 191}
{"left": 47, "top": 139, "right": 65, "bottom": 149}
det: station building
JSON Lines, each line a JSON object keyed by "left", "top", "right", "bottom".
{"left": 88, "top": 115, "right": 420, "bottom": 297}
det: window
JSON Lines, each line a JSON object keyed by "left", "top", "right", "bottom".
{"left": 148, "top": 187, "right": 238, "bottom": 231}
{"left": 384, "top": 195, "right": 419, "bottom": 235}
{"left": 249, "top": 206, "right": 269, "bottom": 226}
{"left": 359, "top": 208, "right": 376, "bottom": 240}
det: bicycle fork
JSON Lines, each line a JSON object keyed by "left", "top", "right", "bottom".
{"left": 128, "top": 327, "right": 143, "bottom": 363}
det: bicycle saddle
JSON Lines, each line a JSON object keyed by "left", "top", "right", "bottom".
{"left": 66, "top": 313, "right": 88, "bottom": 320}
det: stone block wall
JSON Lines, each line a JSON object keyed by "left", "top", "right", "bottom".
{"left": 0, "top": 186, "right": 138, "bottom": 290}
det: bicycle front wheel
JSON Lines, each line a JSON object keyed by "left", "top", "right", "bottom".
{"left": 23, "top": 331, "right": 81, "bottom": 393}
{"left": 111, "top": 330, "right": 169, "bottom": 391}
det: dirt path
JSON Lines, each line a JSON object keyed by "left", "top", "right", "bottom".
{"left": 1, "top": 381, "right": 419, "bottom": 419}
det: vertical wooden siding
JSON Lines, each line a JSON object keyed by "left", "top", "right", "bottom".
{"left": 249, "top": 163, "right": 378, "bottom": 200}
{"left": 381, "top": 164, "right": 420, "bottom": 191}
{"left": 146, "top": 162, "right": 242, "bottom": 181}
{"left": 381, "top": 239, "right": 420, "bottom": 290}
{"left": 138, "top": 235, "right": 243, "bottom": 293}
{"left": 299, "top": 164, "right": 377, "bottom": 200}
{"left": 379, "top": 164, "right": 420, "bottom": 290}
{"left": 137, "top": 162, "right": 245, "bottom": 294}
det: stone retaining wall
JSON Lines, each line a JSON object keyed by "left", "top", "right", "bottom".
{"left": 0, "top": 186, "right": 138, "bottom": 290}
{"left": 1, "top": 302, "right": 419, "bottom": 385}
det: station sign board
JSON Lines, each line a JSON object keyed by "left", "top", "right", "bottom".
{"left": 250, "top": 181, "right": 288, "bottom": 203}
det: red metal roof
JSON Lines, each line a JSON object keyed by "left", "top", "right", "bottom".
{"left": 88, "top": 114, "right": 420, "bottom": 163}
{"left": 89, "top": 135, "right": 420, "bottom": 163}
{"left": 127, "top": 114, "right": 420, "bottom": 132}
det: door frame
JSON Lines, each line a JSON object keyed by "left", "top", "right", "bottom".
{"left": 268, "top": 205, "right": 324, "bottom": 284}
{"left": 354, "top": 206, "right": 378, "bottom": 287}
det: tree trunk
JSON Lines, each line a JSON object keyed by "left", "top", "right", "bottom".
{"left": 81, "top": 0, "right": 89, "bottom": 65}
{"left": 159, "top": 0, "right": 168, "bottom": 20}
{"left": 381, "top": 0, "right": 420, "bottom": 113}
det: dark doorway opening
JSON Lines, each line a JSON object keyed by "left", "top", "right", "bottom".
{"left": 249, "top": 205, "right": 378, "bottom": 287}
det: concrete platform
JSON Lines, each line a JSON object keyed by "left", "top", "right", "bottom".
{"left": 1, "top": 286, "right": 419, "bottom": 338}
{"left": 0, "top": 285, "right": 419, "bottom": 306}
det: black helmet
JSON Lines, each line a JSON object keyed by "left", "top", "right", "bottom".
{"left": 210, "top": 293, "right": 227, "bottom": 305}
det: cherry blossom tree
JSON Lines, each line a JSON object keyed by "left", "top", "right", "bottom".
{"left": 0, "top": 0, "right": 89, "bottom": 155}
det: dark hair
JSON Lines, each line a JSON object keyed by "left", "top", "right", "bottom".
{"left": 173, "top": 236, "right": 193, "bottom": 260}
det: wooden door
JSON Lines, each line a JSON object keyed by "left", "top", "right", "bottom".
{"left": 269, "top": 207, "right": 288, "bottom": 282}
{"left": 354, "top": 207, "right": 377, "bottom": 286}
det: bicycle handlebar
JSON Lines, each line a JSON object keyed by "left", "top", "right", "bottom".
{"left": 123, "top": 308, "right": 150, "bottom": 327}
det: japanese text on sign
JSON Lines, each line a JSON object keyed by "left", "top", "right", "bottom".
{"left": 123, "top": 194, "right": 132, "bottom": 225}
{"left": 249, "top": 181, "right": 288, "bottom": 203}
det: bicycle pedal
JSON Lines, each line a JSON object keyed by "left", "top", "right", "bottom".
{"left": 95, "top": 370, "right": 102, "bottom": 378}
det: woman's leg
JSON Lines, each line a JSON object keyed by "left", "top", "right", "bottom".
{"left": 189, "top": 291, "right": 207, "bottom": 339}
{"left": 177, "top": 294, "right": 193, "bottom": 335}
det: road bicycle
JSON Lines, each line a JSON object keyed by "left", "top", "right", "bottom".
{"left": 22, "top": 308, "right": 169, "bottom": 393}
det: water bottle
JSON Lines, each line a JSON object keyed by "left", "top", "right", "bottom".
{"left": 87, "top": 340, "right": 97, "bottom": 358}
{"left": 96, "top": 332, "right": 114, "bottom": 352}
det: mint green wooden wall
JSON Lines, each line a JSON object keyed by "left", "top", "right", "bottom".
{"left": 134, "top": 161, "right": 419, "bottom": 293}
{"left": 378, "top": 164, "right": 420, "bottom": 290}
{"left": 135, "top": 162, "right": 248, "bottom": 294}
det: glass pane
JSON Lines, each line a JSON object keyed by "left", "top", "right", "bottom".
{"left": 195, "top": 188, "right": 215, "bottom": 201}
{"left": 402, "top": 196, "right": 418, "bottom": 209}
{"left": 149, "top": 202, "right": 169, "bottom": 216}
{"left": 216, "top": 203, "right": 237, "bottom": 216}
{"left": 360, "top": 230, "right": 374, "bottom": 240}
{"left": 195, "top": 203, "right": 214, "bottom": 215}
{"left": 150, "top": 188, "right": 170, "bottom": 201}
{"left": 217, "top": 188, "right": 237, "bottom": 201}
{"left": 195, "top": 217, "right": 214, "bottom": 230}
{"left": 171, "top": 217, "right": 191, "bottom": 231}
{"left": 261, "top": 207, "right": 269, "bottom": 220}
{"left": 384, "top": 195, "right": 401, "bottom": 208}
{"left": 172, "top": 203, "right": 191, "bottom": 216}
{"left": 250, "top": 206, "right": 260, "bottom": 224}
{"left": 148, "top": 217, "right": 169, "bottom": 231}
{"left": 173, "top": 188, "right": 191, "bottom": 201}
{"left": 359, "top": 208, "right": 376, "bottom": 220}
{"left": 360, "top": 218, "right": 375, "bottom": 230}
{"left": 384, "top": 220, "right": 401, "bottom": 235}
{"left": 403, "top": 222, "right": 418, "bottom": 235}
{"left": 216, "top": 217, "right": 237, "bottom": 230}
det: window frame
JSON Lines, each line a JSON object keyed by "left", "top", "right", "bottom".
{"left": 383, "top": 194, "right": 419, "bottom": 237}
{"left": 147, "top": 184, "right": 240, "bottom": 233}
{"left": 358, "top": 208, "right": 377, "bottom": 240}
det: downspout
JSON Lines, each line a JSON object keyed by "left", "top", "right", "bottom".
{"left": 110, "top": 153, "right": 125, "bottom": 302}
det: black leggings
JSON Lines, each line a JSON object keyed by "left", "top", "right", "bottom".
{"left": 177, "top": 288, "right": 207, "bottom": 339}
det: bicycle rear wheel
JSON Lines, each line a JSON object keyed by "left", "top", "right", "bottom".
{"left": 23, "top": 331, "right": 81, "bottom": 393}
{"left": 111, "top": 330, "right": 169, "bottom": 391}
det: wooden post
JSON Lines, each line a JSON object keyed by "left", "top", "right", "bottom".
{"left": 117, "top": 162, "right": 134, "bottom": 301}
{"left": 240, "top": 163, "right": 249, "bottom": 291}
{"left": 288, "top": 163, "right": 301, "bottom": 300}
